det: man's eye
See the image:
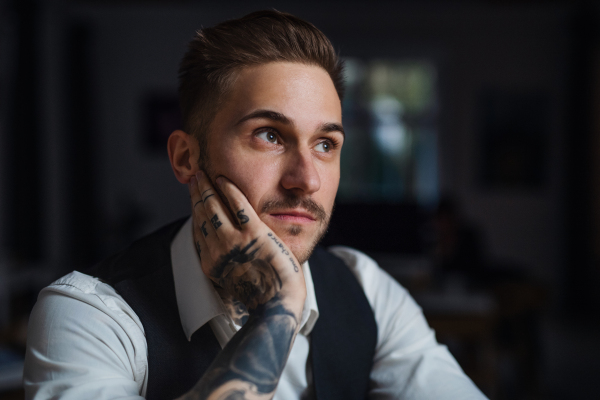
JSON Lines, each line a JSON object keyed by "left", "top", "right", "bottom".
{"left": 315, "top": 141, "right": 331, "bottom": 153}
{"left": 256, "top": 130, "right": 279, "bottom": 144}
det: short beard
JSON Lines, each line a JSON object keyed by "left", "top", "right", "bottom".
{"left": 262, "top": 194, "right": 333, "bottom": 264}
{"left": 293, "top": 220, "right": 330, "bottom": 264}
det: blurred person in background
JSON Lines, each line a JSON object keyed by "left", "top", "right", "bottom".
{"left": 23, "top": 10, "right": 487, "bottom": 400}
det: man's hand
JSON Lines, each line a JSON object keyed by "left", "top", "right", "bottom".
{"left": 178, "top": 171, "right": 306, "bottom": 400}
{"left": 189, "top": 170, "right": 306, "bottom": 318}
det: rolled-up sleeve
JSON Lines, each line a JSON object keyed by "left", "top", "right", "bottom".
{"left": 24, "top": 272, "right": 148, "bottom": 400}
{"left": 329, "top": 247, "right": 487, "bottom": 400}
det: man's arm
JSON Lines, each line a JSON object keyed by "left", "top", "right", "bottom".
{"left": 24, "top": 273, "right": 148, "bottom": 400}
{"left": 178, "top": 171, "right": 306, "bottom": 400}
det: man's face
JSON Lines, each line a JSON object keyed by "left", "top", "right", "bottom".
{"left": 203, "top": 62, "right": 344, "bottom": 263}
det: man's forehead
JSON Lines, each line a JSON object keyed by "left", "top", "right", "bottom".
{"left": 217, "top": 62, "right": 342, "bottom": 128}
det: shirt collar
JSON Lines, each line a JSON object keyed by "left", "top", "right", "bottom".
{"left": 171, "top": 217, "right": 319, "bottom": 341}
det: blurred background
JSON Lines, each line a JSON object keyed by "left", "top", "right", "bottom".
{"left": 1, "top": 0, "right": 600, "bottom": 398}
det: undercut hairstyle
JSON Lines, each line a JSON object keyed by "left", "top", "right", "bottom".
{"left": 178, "top": 10, "right": 345, "bottom": 165}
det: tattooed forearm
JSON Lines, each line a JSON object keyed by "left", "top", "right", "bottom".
{"left": 237, "top": 209, "right": 250, "bottom": 225}
{"left": 177, "top": 294, "right": 298, "bottom": 400}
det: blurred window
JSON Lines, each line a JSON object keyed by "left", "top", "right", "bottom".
{"left": 339, "top": 59, "right": 439, "bottom": 205}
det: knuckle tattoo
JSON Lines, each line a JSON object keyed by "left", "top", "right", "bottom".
{"left": 211, "top": 214, "right": 222, "bottom": 230}
{"left": 236, "top": 209, "right": 250, "bottom": 225}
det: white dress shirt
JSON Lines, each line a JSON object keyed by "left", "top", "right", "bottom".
{"left": 24, "top": 218, "right": 487, "bottom": 399}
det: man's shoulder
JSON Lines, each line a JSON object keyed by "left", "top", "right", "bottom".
{"left": 45, "top": 270, "right": 106, "bottom": 297}
{"left": 41, "top": 270, "right": 136, "bottom": 315}
{"left": 33, "top": 270, "right": 146, "bottom": 338}
{"left": 85, "top": 217, "right": 189, "bottom": 285}
{"left": 325, "top": 246, "right": 399, "bottom": 289}
{"left": 326, "top": 245, "right": 379, "bottom": 271}
{"left": 323, "top": 245, "right": 413, "bottom": 314}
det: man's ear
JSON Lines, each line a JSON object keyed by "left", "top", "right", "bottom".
{"left": 167, "top": 130, "right": 200, "bottom": 184}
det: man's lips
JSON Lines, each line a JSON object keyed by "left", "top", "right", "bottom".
{"left": 268, "top": 209, "right": 317, "bottom": 224}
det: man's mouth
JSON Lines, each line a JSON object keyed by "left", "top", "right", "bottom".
{"left": 268, "top": 209, "right": 317, "bottom": 224}
{"left": 261, "top": 195, "right": 328, "bottom": 225}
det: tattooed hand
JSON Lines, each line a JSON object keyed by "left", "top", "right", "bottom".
{"left": 181, "top": 171, "right": 307, "bottom": 400}
{"left": 189, "top": 170, "right": 306, "bottom": 321}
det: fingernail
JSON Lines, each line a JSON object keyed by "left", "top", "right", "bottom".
{"left": 216, "top": 176, "right": 223, "bottom": 187}
{"left": 196, "top": 170, "right": 204, "bottom": 180}
{"left": 190, "top": 176, "right": 197, "bottom": 186}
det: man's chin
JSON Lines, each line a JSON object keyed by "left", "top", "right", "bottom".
{"left": 274, "top": 224, "right": 327, "bottom": 265}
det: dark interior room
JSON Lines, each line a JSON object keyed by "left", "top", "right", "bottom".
{"left": 2, "top": 0, "right": 600, "bottom": 399}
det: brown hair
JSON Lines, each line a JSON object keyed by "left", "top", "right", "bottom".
{"left": 178, "top": 10, "right": 344, "bottom": 163}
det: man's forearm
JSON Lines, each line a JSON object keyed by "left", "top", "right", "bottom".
{"left": 177, "top": 294, "right": 299, "bottom": 400}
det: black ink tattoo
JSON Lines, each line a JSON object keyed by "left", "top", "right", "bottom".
{"left": 180, "top": 294, "right": 298, "bottom": 400}
{"left": 211, "top": 239, "right": 282, "bottom": 310}
{"left": 214, "top": 284, "right": 250, "bottom": 327}
{"left": 211, "top": 214, "right": 222, "bottom": 230}
{"left": 203, "top": 193, "right": 215, "bottom": 202}
{"left": 195, "top": 241, "right": 202, "bottom": 256}
{"left": 267, "top": 233, "right": 299, "bottom": 272}
{"left": 236, "top": 209, "right": 250, "bottom": 225}
{"left": 289, "top": 257, "right": 299, "bottom": 272}
{"left": 201, "top": 221, "right": 208, "bottom": 237}
{"left": 201, "top": 188, "right": 215, "bottom": 203}
{"left": 194, "top": 200, "right": 202, "bottom": 208}
{"left": 267, "top": 232, "right": 289, "bottom": 255}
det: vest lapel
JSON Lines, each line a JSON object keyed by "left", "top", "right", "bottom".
{"left": 309, "top": 247, "right": 378, "bottom": 400}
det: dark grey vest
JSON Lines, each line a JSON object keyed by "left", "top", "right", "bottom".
{"left": 86, "top": 218, "right": 377, "bottom": 399}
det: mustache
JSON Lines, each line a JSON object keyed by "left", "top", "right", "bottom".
{"left": 261, "top": 195, "right": 328, "bottom": 223}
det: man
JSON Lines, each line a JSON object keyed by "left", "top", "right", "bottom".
{"left": 24, "top": 10, "right": 487, "bottom": 400}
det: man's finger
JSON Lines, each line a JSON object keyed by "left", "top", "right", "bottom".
{"left": 189, "top": 175, "right": 215, "bottom": 244}
{"left": 216, "top": 176, "right": 260, "bottom": 231}
{"left": 192, "top": 215, "right": 209, "bottom": 258}
{"left": 195, "top": 171, "right": 236, "bottom": 239}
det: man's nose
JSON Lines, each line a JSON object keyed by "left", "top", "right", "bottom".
{"left": 280, "top": 147, "right": 321, "bottom": 195}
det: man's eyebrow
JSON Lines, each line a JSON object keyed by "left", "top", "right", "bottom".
{"left": 319, "top": 122, "right": 345, "bottom": 137}
{"left": 235, "top": 109, "right": 344, "bottom": 137}
{"left": 234, "top": 109, "right": 292, "bottom": 126}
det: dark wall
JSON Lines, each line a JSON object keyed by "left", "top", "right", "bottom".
{"left": 0, "top": 0, "right": 596, "bottom": 313}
